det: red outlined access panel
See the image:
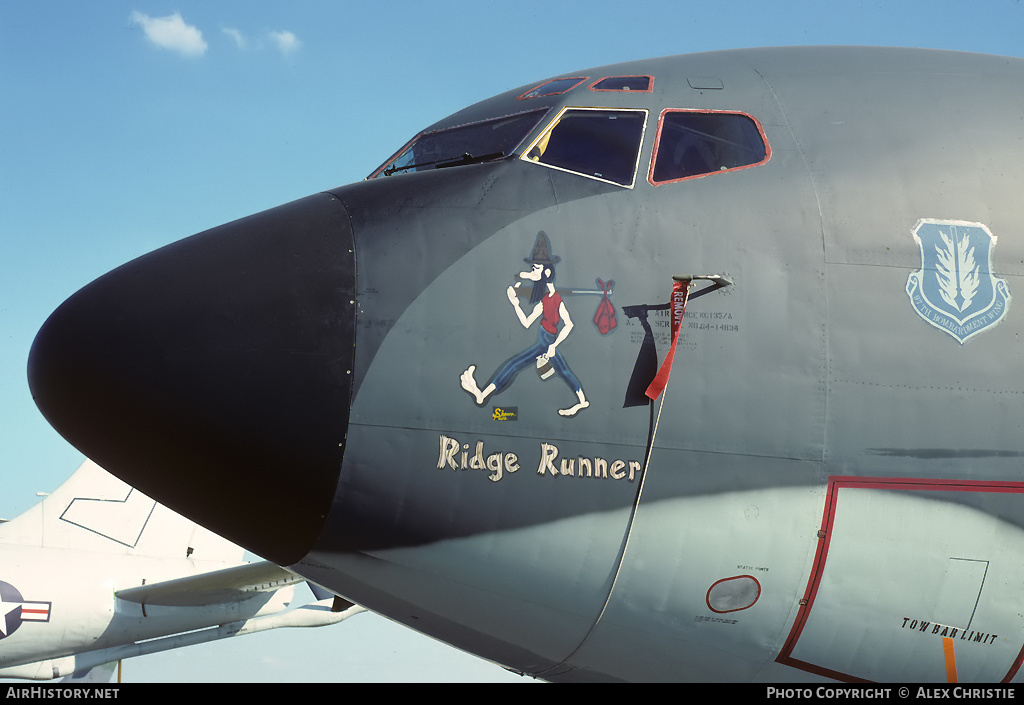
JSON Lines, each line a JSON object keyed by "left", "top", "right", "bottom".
{"left": 777, "top": 476, "right": 1024, "bottom": 683}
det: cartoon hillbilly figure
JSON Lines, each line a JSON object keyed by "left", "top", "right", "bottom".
{"left": 460, "top": 232, "right": 590, "bottom": 417}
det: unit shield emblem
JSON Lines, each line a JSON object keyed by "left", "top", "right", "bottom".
{"left": 906, "top": 219, "right": 1011, "bottom": 344}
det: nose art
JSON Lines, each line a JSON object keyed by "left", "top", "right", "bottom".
{"left": 28, "top": 193, "right": 356, "bottom": 565}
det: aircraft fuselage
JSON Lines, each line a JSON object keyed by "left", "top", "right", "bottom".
{"left": 27, "top": 47, "right": 1024, "bottom": 681}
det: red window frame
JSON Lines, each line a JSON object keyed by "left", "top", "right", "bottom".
{"left": 517, "top": 77, "right": 589, "bottom": 101}
{"left": 647, "top": 108, "right": 771, "bottom": 186}
{"left": 589, "top": 75, "right": 653, "bottom": 93}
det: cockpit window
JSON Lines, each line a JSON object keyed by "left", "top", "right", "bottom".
{"left": 649, "top": 110, "right": 770, "bottom": 185}
{"left": 517, "top": 77, "right": 588, "bottom": 100}
{"left": 590, "top": 76, "right": 653, "bottom": 92}
{"left": 368, "top": 109, "right": 548, "bottom": 179}
{"left": 520, "top": 107, "right": 648, "bottom": 188}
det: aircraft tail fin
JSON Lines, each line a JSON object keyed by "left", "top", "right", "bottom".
{"left": 0, "top": 459, "right": 243, "bottom": 562}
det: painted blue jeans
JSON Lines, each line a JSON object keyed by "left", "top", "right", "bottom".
{"left": 488, "top": 328, "right": 583, "bottom": 395}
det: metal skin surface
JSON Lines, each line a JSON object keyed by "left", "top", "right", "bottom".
{"left": 26, "top": 47, "right": 1024, "bottom": 681}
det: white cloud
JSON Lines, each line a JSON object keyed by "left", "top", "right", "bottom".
{"left": 269, "top": 30, "right": 301, "bottom": 55}
{"left": 131, "top": 11, "right": 207, "bottom": 58}
{"left": 222, "top": 27, "right": 247, "bottom": 50}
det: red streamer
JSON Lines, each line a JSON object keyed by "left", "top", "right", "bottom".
{"left": 645, "top": 279, "right": 691, "bottom": 400}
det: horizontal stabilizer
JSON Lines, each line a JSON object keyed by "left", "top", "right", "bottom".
{"left": 115, "top": 560, "right": 302, "bottom": 606}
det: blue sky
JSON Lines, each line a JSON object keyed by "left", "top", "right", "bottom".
{"left": 2, "top": 0, "right": 1023, "bottom": 684}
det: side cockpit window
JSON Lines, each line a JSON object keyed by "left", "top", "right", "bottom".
{"left": 517, "top": 77, "right": 588, "bottom": 100}
{"left": 520, "top": 108, "right": 648, "bottom": 187}
{"left": 649, "top": 110, "right": 770, "bottom": 185}
{"left": 590, "top": 75, "right": 653, "bottom": 92}
{"left": 369, "top": 109, "right": 548, "bottom": 179}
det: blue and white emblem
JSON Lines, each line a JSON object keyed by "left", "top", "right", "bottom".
{"left": 0, "top": 580, "right": 50, "bottom": 639}
{"left": 906, "top": 219, "right": 1011, "bottom": 344}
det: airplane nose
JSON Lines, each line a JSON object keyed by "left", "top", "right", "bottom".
{"left": 28, "top": 193, "right": 355, "bottom": 565}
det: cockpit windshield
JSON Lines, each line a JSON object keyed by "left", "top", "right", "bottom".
{"left": 520, "top": 107, "right": 648, "bottom": 187}
{"left": 369, "top": 109, "right": 548, "bottom": 179}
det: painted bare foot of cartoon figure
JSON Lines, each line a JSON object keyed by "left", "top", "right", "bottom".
{"left": 558, "top": 390, "right": 590, "bottom": 417}
{"left": 460, "top": 365, "right": 487, "bottom": 406}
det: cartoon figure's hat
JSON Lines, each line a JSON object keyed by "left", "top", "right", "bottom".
{"left": 525, "top": 231, "right": 560, "bottom": 265}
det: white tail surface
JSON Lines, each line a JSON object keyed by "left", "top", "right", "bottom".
{"left": 0, "top": 459, "right": 242, "bottom": 563}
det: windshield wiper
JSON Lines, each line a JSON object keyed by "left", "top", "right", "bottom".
{"left": 383, "top": 151, "right": 507, "bottom": 176}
